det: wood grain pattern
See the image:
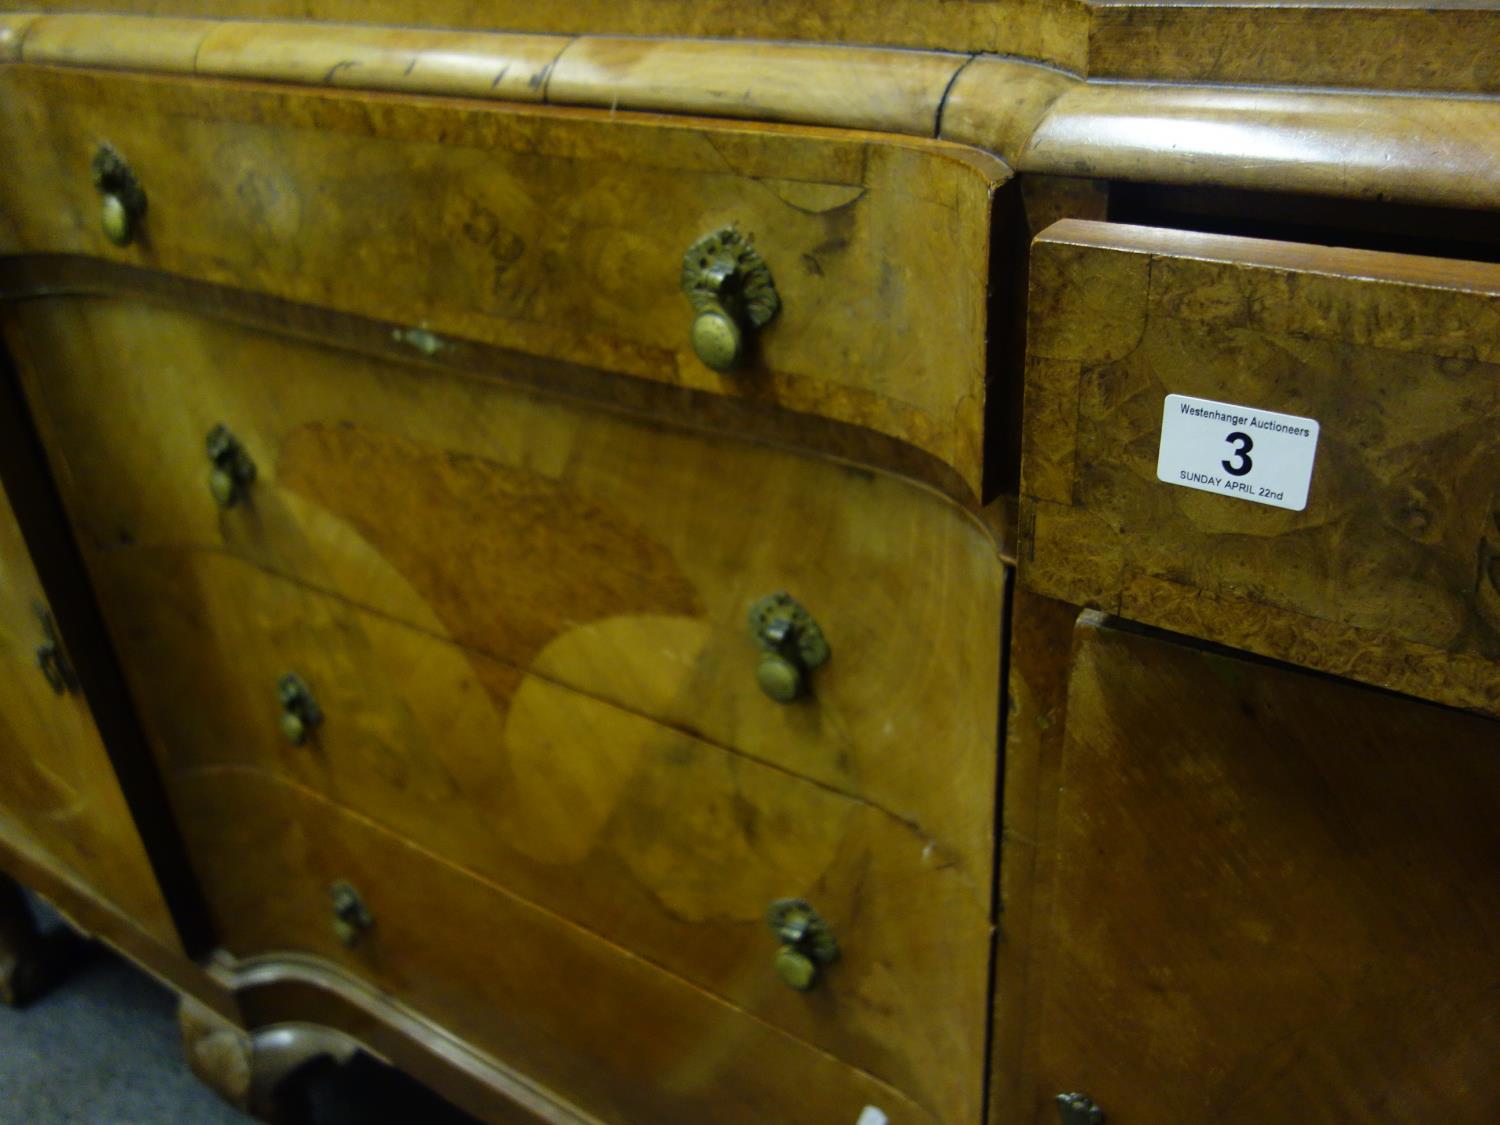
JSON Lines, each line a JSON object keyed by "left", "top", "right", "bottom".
{"left": 19, "top": 15, "right": 966, "bottom": 134}
{"left": 12, "top": 1, "right": 1500, "bottom": 94}
{"left": 0, "top": 66, "right": 1003, "bottom": 494}
{"left": 21, "top": 11, "right": 210, "bottom": 69}
{"left": 6, "top": 293, "right": 1003, "bottom": 1121}
{"left": 174, "top": 768, "right": 942, "bottom": 1124}
{"left": 88, "top": 548, "right": 989, "bottom": 1122}
{"left": 6, "top": 295, "right": 1004, "bottom": 893}
{"left": 546, "top": 37, "right": 962, "bottom": 135}
{"left": 986, "top": 586, "right": 1078, "bottom": 1125}
{"left": 10, "top": 18, "right": 1500, "bottom": 213}
{"left": 0, "top": 477, "right": 179, "bottom": 949}
{"left": 1019, "top": 219, "right": 1500, "bottom": 715}
{"left": 1086, "top": 2, "right": 1500, "bottom": 92}
{"left": 1025, "top": 614, "right": 1500, "bottom": 1123}
{"left": 942, "top": 58, "right": 1500, "bottom": 212}
{"left": 0, "top": 2, "right": 1087, "bottom": 71}
{"left": 194, "top": 21, "right": 566, "bottom": 102}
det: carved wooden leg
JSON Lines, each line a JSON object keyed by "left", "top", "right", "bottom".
{"left": 0, "top": 875, "right": 73, "bottom": 1006}
{"left": 180, "top": 995, "right": 368, "bottom": 1122}
{"left": 178, "top": 995, "right": 254, "bottom": 1112}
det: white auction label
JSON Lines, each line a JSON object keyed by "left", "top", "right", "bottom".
{"left": 1156, "top": 394, "right": 1320, "bottom": 511}
{"left": 855, "top": 1109, "right": 889, "bottom": 1125}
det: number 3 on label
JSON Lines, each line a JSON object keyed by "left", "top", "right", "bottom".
{"left": 1222, "top": 431, "right": 1254, "bottom": 476}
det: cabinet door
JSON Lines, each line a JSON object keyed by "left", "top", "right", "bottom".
{"left": 0, "top": 477, "right": 178, "bottom": 949}
{"left": 1028, "top": 613, "right": 1500, "bottom": 1123}
{"left": 1020, "top": 218, "right": 1500, "bottom": 715}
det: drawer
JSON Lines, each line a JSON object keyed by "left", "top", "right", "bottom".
{"left": 0, "top": 478, "right": 178, "bottom": 948}
{"left": 4, "top": 293, "right": 1001, "bottom": 1121}
{"left": 1028, "top": 614, "right": 1500, "bottom": 1123}
{"left": 173, "top": 768, "right": 941, "bottom": 1125}
{"left": 1020, "top": 219, "right": 1500, "bottom": 714}
{"left": 5, "top": 294, "right": 1004, "bottom": 903}
{"left": 89, "top": 546, "right": 988, "bottom": 1122}
{"left": 0, "top": 65, "right": 1005, "bottom": 495}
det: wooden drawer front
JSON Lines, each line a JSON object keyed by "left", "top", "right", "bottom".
{"left": 6, "top": 295, "right": 1003, "bottom": 915}
{"left": 174, "top": 769, "right": 940, "bottom": 1125}
{"left": 1020, "top": 220, "right": 1500, "bottom": 714}
{"left": 1029, "top": 615, "right": 1500, "bottom": 1123}
{"left": 5, "top": 296, "right": 1000, "bottom": 1122}
{"left": 0, "top": 479, "right": 178, "bottom": 948}
{"left": 0, "top": 66, "right": 1004, "bottom": 494}
{"left": 88, "top": 549, "right": 987, "bottom": 1122}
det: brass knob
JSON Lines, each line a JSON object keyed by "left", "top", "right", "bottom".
{"left": 680, "top": 227, "right": 779, "bottom": 372}
{"left": 689, "top": 306, "right": 744, "bottom": 372}
{"left": 279, "top": 709, "right": 307, "bottom": 746}
{"left": 100, "top": 193, "right": 132, "bottom": 246}
{"left": 766, "top": 899, "right": 838, "bottom": 992}
{"left": 205, "top": 424, "right": 256, "bottom": 509}
{"left": 330, "top": 881, "right": 373, "bottom": 947}
{"left": 277, "top": 673, "right": 322, "bottom": 746}
{"left": 755, "top": 652, "right": 803, "bottom": 704}
{"left": 747, "top": 593, "right": 829, "bottom": 704}
{"left": 90, "top": 144, "right": 146, "bottom": 247}
{"left": 773, "top": 947, "right": 818, "bottom": 991}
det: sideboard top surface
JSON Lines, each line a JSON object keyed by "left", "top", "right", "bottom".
{"left": 5, "top": 0, "right": 1500, "bottom": 94}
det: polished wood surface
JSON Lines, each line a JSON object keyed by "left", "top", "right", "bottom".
{"left": 213, "top": 952, "right": 591, "bottom": 1124}
{"left": 8, "top": 2, "right": 1500, "bottom": 94}
{"left": 0, "top": 66, "right": 1004, "bottom": 495}
{"left": 545, "top": 37, "right": 960, "bottom": 135}
{"left": 0, "top": 477, "right": 179, "bottom": 948}
{"left": 8, "top": 18, "right": 1500, "bottom": 212}
{"left": 175, "top": 768, "right": 940, "bottom": 1124}
{"left": 986, "top": 586, "right": 1079, "bottom": 1125}
{"left": 93, "top": 545, "right": 987, "bottom": 1122}
{"left": 7, "top": 295, "right": 1004, "bottom": 885}
{"left": 942, "top": 58, "right": 1500, "bottom": 211}
{"left": 1023, "top": 613, "right": 1500, "bottom": 1123}
{"left": 7, "top": 293, "right": 1001, "bottom": 1121}
{"left": 1020, "top": 219, "right": 1500, "bottom": 715}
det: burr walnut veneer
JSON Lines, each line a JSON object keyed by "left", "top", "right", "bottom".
{"left": 0, "top": 4, "right": 1497, "bottom": 1123}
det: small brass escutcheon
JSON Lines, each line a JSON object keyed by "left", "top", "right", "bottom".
{"left": 680, "top": 227, "right": 779, "bottom": 372}
{"left": 748, "top": 592, "right": 829, "bottom": 703}
{"left": 766, "top": 898, "right": 838, "bottom": 991}
{"left": 205, "top": 424, "right": 257, "bottom": 509}
{"left": 329, "top": 881, "right": 373, "bottom": 947}
{"left": 277, "top": 673, "right": 322, "bottom": 747}
{"left": 90, "top": 143, "right": 147, "bottom": 247}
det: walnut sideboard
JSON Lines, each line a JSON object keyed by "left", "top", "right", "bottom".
{"left": 0, "top": 5, "right": 1497, "bottom": 1123}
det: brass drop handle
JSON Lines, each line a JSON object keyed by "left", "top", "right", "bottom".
{"left": 32, "top": 605, "right": 77, "bottom": 696}
{"left": 90, "top": 144, "right": 147, "bottom": 247}
{"left": 329, "top": 881, "right": 373, "bottom": 947}
{"left": 766, "top": 898, "right": 838, "bottom": 991}
{"left": 680, "top": 227, "right": 780, "bottom": 372}
{"left": 277, "top": 673, "right": 322, "bottom": 746}
{"left": 206, "top": 424, "right": 257, "bottom": 509}
{"left": 748, "top": 592, "right": 829, "bottom": 704}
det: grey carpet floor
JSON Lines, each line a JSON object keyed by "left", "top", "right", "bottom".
{"left": 0, "top": 937, "right": 250, "bottom": 1125}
